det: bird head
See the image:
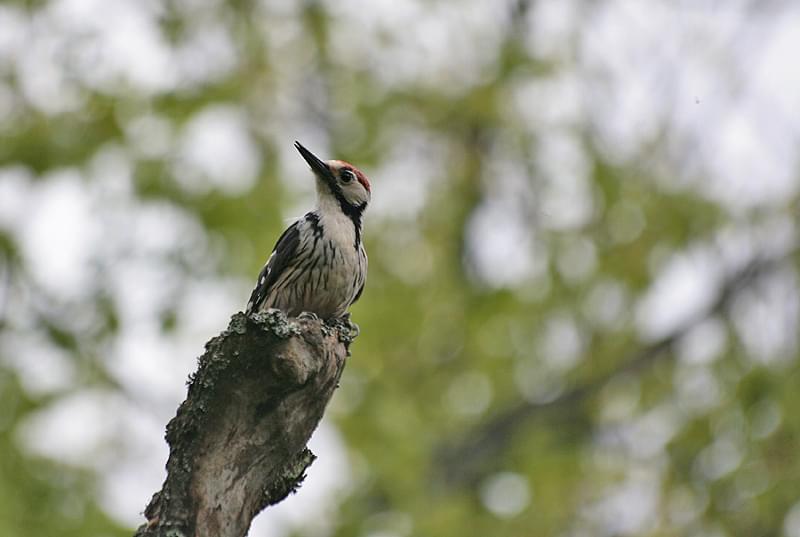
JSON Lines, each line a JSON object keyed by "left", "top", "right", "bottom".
{"left": 294, "top": 141, "right": 371, "bottom": 211}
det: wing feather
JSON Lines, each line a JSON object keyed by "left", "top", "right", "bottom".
{"left": 246, "top": 220, "right": 301, "bottom": 313}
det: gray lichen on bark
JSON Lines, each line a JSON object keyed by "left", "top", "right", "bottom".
{"left": 134, "top": 310, "right": 355, "bottom": 537}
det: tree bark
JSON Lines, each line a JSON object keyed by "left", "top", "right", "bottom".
{"left": 134, "top": 310, "right": 357, "bottom": 537}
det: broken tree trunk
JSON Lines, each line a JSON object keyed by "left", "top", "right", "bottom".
{"left": 134, "top": 310, "right": 356, "bottom": 537}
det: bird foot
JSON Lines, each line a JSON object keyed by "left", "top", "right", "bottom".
{"left": 297, "top": 311, "right": 320, "bottom": 321}
{"left": 326, "top": 313, "right": 359, "bottom": 342}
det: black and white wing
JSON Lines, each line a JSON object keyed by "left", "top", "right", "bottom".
{"left": 246, "top": 220, "right": 301, "bottom": 314}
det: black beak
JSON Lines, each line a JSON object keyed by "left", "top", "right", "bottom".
{"left": 294, "top": 141, "right": 333, "bottom": 182}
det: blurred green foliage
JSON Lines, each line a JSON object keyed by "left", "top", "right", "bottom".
{"left": 1, "top": 1, "right": 799, "bottom": 537}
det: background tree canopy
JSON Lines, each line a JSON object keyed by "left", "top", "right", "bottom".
{"left": 1, "top": 1, "right": 799, "bottom": 536}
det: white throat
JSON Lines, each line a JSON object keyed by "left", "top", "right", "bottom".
{"left": 317, "top": 192, "right": 359, "bottom": 247}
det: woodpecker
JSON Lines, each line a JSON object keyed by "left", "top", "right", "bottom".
{"left": 246, "top": 141, "right": 370, "bottom": 321}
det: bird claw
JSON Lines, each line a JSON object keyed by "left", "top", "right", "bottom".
{"left": 297, "top": 311, "right": 320, "bottom": 321}
{"left": 325, "top": 314, "right": 359, "bottom": 342}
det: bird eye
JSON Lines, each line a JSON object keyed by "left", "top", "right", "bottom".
{"left": 341, "top": 170, "right": 354, "bottom": 183}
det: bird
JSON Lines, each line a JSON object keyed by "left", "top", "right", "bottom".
{"left": 246, "top": 141, "right": 371, "bottom": 321}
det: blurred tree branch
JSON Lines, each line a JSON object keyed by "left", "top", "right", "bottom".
{"left": 134, "top": 311, "right": 356, "bottom": 537}
{"left": 436, "top": 243, "right": 799, "bottom": 488}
